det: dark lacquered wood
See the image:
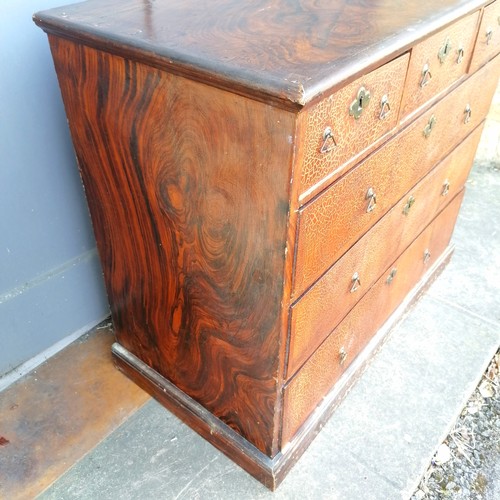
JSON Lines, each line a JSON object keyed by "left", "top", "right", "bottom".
{"left": 34, "top": 0, "right": 500, "bottom": 490}
{"left": 34, "top": 0, "right": 489, "bottom": 107}
{"left": 48, "top": 36, "right": 296, "bottom": 456}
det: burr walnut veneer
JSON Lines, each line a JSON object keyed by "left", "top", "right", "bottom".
{"left": 34, "top": 0, "right": 500, "bottom": 489}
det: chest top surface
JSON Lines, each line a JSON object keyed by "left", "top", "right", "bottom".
{"left": 34, "top": 0, "right": 488, "bottom": 106}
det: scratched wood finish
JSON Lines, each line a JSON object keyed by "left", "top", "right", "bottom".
{"left": 34, "top": 0, "right": 500, "bottom": 489}
{"left": 296, "top": 54, "right": 409, "bottom": 202}
{"left": 400, "top": 11, "right": 480, "bottom": 120}
{"left": 287, "top": 125, "right": 483, "bottom": 378}
{"left": 34, "top": 0, "right": 490, "bottom": 107}
{"left": 48, "top": 36, "right": 296, "bottom": 456}
{"left": 283, "top": 191, "right": 465, "bottom": 443}
{"left": 292, "top": 55, "right": 500, "bottom": 299}
{"left": 470, "top": 0, "right": 500, "bottom": 72}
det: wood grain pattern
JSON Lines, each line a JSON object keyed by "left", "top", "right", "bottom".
{"left": 283, "top": 191, "right": 465, "bottom": 443}
{"left": 470, "top": 0, "right": 500, "bottom": 72}
{"left": 287, "top": 124, "right": 483, "bottom": 377}
{"left": 400, "top": 11, "right": 480, "bottom": 119}
{"left": 35, "top": 1, "right": 500, "bottom": 486}
{"left": 297, "top": 54, "right": 409, "bottom": 201}
{"left": 34, "top": 0, "right": 489, "bottom": 106}
{"left": 293, "top": 54, "right": 500, "bottom": 298}
{"left": 48, "top": 36, "right": 295, "bottom": 456}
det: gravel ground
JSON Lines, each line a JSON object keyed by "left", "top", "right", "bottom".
{"left": 411, "top": 350, "right": 500, "bottom": 500}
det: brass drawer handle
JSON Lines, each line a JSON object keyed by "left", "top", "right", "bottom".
{"left": 349, "top": 86, "right": 371, "bottom": 120}
{"left": 320, "top": 126, "right": 337, "bottom": 153}
{"left": 423, "top": 115, "right": 437, "bottom": 138}
{"left": 365, "top": 187, "right": 377, "bottom": 213}
{"left": 339, "top": 346, "right": 348, "bottom": 366}
{"left": 379, "top": 94, "right": 391, "bottom": 120}
{"left": 386, "top": 268, "right": 398, "bottom": 284}
{"left": 420, "top": 63, "right": 432, "bottom": 88}
{"left": 350, "top": 272, "right": 361, "bottom": 293}
{"left": 486, "top": 27, "right": 493, "bottom": 45}
{"left": 442, "top": 179, "right": 450, "bottom": 196}
{"left": 457, "top": 46, "right": 465, "bottom": 64}
{"left": 403, "top": 195, "right": 415, "bottom": 216}
{"left": 423, "top": 249, "right": 431, "bottom": 264}
{"left": 464, "top": 104, "right": 472, "bottom": 124}
{"left": 438, "top": 37, "right": 452, "bottom": 64}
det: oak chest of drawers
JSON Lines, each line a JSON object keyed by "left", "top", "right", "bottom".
{"left": 35, "top": 0, "right": 500, "bottom": 489}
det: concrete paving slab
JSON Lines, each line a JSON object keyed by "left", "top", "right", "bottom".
{"left": 38, "top": 397, "right": 401, "bottom": 500}
{"left": 0, "top": 326, "right": 148, "bottom": 500}
{"left": 428, "top": 162, "right": 500, "bottom": 325}
{"left": 38, "top": 295, "right": 499, "bottom": 500}
{"left": 327, "top": 296, "right": 499, "bottom": 498}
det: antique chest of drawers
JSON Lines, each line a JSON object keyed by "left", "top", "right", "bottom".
{"left": 34, "top": 0, "right": 500, "bottom": 489}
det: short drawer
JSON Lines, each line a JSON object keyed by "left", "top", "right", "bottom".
{"left": 292, "top": 54, "right": 500, "bottom": 299}
{"left": 287, "top": 125, "right": 482, "bottom": 377}
{"left": 470, "top": 0, "right": 500, "bottom": 72}
{"left": 296, "top": 54, "right": 409, "bottom": 202}
{"left": 400, "top": 11, "right": 480, "bottom": 120}
{"left": 282, "top": 191, "right": 465, "bottom": 444}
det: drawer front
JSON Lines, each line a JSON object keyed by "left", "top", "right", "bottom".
{"left": 283, "top": 191, "right": 464, "bottom": 444}
{"left": 292, "top": 54, "right": 500, "bottom": 299}
{"left": 297, "top": 54, "right": 409, "bottom": 202}
{"left": 287, "top": 125, "right": 482, "bottom": 378}
{"left": 470, "top": 0, "right": 500, "bottom": 72}
{"left": 400, "top": 11, "right": 480, "bottom": 119}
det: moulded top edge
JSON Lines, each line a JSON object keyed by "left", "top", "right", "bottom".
{"left": 33, "top": 0, "right": 489, "bottom": 109}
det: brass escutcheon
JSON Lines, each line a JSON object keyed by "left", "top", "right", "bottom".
{"left": 379, "top": 95, "right": 391, "bottom": 120}
{"left": 442, "top": 179, "right": 450, "bottom": 196}
{"left": 438, "top": 37, "right": 452, "bottom": 64}
{"left": 423, "top": 249, "right": 431, "bottom": 264}
{"left": 350, "top": 272, "right": 361, "bottom": 293}
{"left": 403, "top": 195, "right": 415, "bottom": 216}
{"left": 386, "top": 268, "right": 398, "bottom": 285}
{"left": 339, "top": 347, "right": 348, "bottom": 366}
{"left": 349, "top": 86, "right": 371, "bottom": 120}
{"left": 464, "top": 104, "right": 472, "bottom": 124}
{"left": 486, "top": 27, "right": 494, "bottom": 45}
{"left": 320, "top": 126, "right": 336, "bottom": 153}
{"left": 423, "top": 115, "right": 437, "bottom": 138}
{"left": 420, "top": 63, "right": 432, "bottom": 87}
{"left": 366, "top": 187, "right": 377, "bottom": 213}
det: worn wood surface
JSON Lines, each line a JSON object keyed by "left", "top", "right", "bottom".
{"left": 34, "top": 0, "right": 490, "bottom": 106}
{"left": 48, "top": 36, "right": 295, "bottom": 456}
{"left": 296, "top": 54, "right": 409, "bottom": 201}
{"left": 0, "top": 325, "right": 148, "bottom": 500}
{"left": 34, "top": 0, "right": 500, "bottom": 488}
{"left": 283, "top": 192, "right": 465, "bottom": 443}
{"left": 288, "top": 125, "right": 483, "bottom": 378}
{"left": 470, "top": 0, "right": 500, "bottom": 72}
{"left": 400, "top": 10, "right": 480, "bottom": 119}
{"left": 293, "top": 55, "right": 500, "bottom": 298}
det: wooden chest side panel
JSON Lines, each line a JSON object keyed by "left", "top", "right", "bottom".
{"left": 48, "top": 36, "right": 295, "bottom": 456}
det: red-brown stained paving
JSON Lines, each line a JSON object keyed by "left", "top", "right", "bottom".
{"left": 0, "top": 324, "right": 149, "bottom": 500}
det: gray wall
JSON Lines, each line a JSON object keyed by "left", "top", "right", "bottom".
{"left": 0, "top": 0, "right": 109, "bottom": 378}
